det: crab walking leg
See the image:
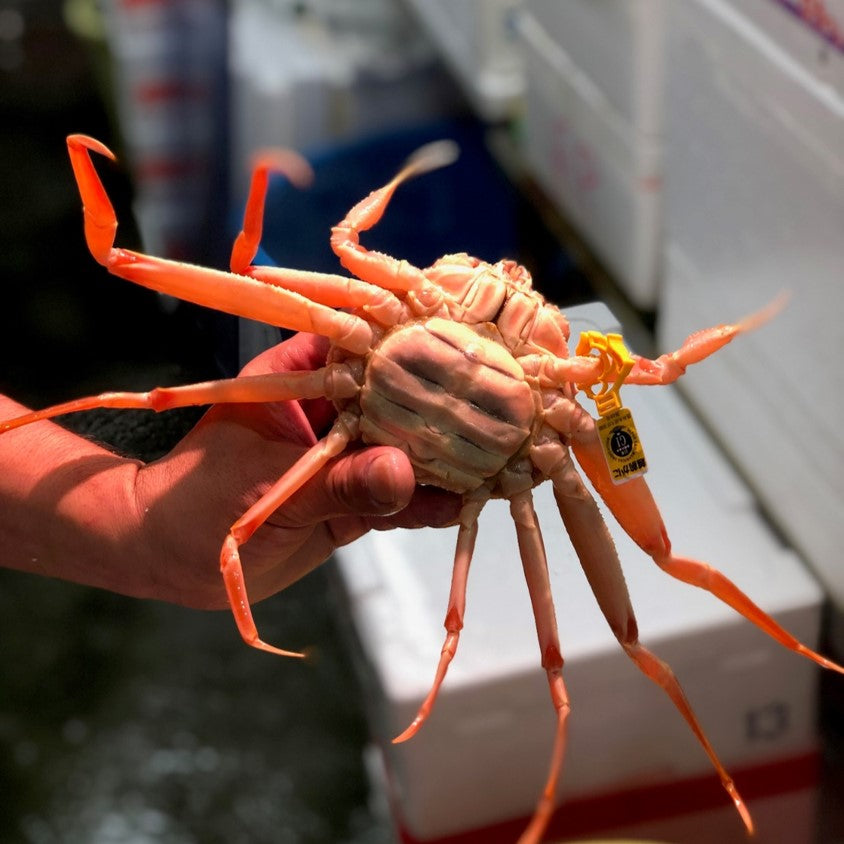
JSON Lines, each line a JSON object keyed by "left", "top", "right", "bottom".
{"left": 230, "top": 147, "right": 314, "bottom": 274}
{"left": 393, "top": 495, "right": 486, "bottom": 744}
{"left": 66, "top": 135, "right": 372, "bottom": 354}
{"left": 330, "top": 141, "right": 459, "bottom": 292}
{"left": 220, "top": 415, "right": 356, "bottom": 657}
{"left": 510, "top": 488, "right": 571, "bottom": 844}
{"left": 230, "top": 153, "right": 405, "bottom": 327}
{"left": 246, "top": 266, "right": 405, "bottom": 327}
{"left": 520, "top": 354, "right": 608, "bottom": 389}
{"left": 573, "top": 435, "right": 844, "bottom": 677}
{"left": 524, "top": 296, "right": 786, "bottom": 391}
{"left": 547, "top": 455, "right": 754, "bottom": 834}
{"left": 626, "top": 294, "right": 787, "bottom": 386}
{"left": 0, "top": 369, "right": 355, "bottom": 434}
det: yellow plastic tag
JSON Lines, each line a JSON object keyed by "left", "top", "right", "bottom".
{"left": 596, "top": 407, "right": 647, "bottom": 484}
{"left": 576, "top": 330, "right": 648, "bottom": 485}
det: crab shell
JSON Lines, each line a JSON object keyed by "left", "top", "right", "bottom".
{"left": 326, "top": 254, "right": 575, "bottom": 497}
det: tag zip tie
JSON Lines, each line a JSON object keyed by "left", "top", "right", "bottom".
{"left": 576, "top": 331, "right": 648, "bottom": 485}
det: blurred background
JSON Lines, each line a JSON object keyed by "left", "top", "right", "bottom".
{"left": 0, "top": 1, "right": 841, "bottom": 843}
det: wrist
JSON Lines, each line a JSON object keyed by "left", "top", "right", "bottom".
{"left": 0, "top": 406, "right": 147, "bottom": 597}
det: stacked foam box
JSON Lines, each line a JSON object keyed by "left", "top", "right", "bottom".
{"left": 516, "top": 1, "right": 666, "bottom": 308}
{"left": 334, "top": 304, "right": 825, "bottom": 843}
{"left": 101, "top": 0, "right": 228, "bottom": 260}
{"left": 659, "top": 0, "right": 844, "bottom": 652}
{"left": 228, "top": 0, "right": 457, "bottom": 198}
{"left": 403, "top": 0, "right": 524, "bottom": 120}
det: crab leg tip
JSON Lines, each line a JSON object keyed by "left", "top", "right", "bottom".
{"left": 67, "top": 133, "right": 116, "bottom": 160}
{"left": 392, "top": 720, "right": 423, "bottom": 745}
{"left": 739, "top": 290, "right": 790, "bottom": 332}
{"left": 811, "top": 649, "right": 844, "bottom": 675}
{"left": 249, "top": 640, "right": 307, "bottom": 660}
{"left": 402, "top": 139, "right": 459, "bottom": 177}
{"left": 730, "top": 785, "right": 755, "bottom": 837}
{"left": 251, "top": 147, "right": 314, "bottom": 190}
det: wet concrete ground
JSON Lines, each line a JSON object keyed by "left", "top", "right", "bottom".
{"left": 0, "top": 565, "right": 391, "bottom": 844}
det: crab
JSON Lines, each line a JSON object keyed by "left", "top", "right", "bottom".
{"left": 4, "top": 134, "right": 842, "bottom": 844}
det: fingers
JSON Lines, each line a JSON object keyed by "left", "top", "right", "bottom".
{"left": 272, "top": 446, "right": 417, "bottom": 528}
{"left": 368, "top": 484, "right": 462, "bottom": 530}
{"left": 270, "top": 444, "right": 463, "bottom": 531}
{"left": 236, "top": 332, "right": 337, "bottom": 435}
{"left": 240, "top": 331, "right": 330, "bottom": 378}
{"left": 329, "top": 447, "right": 417, "bottom": 515}
{"left": 322, "top": 484, "right": 463, "bottom": 553}
{"left": 318, "top": 447, "right": 462, "bottom": 527}
{"left": 233, "top": 444, "right": 462, "bottom": 603}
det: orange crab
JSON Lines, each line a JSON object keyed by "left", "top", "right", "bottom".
{"left": 3, "top": 134, "right": 842, "bottom": 844}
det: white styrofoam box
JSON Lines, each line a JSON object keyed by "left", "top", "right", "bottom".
{"left": 660, "top": 0, "right": 844, "bottom": 648}
{"left": 335, "top": 302, "right": 825, "bottom": 843}
{"left": 403, "top": 0, "right": 524, "bottom": 120}
{"left": 101, "top": 0, "right": 228, "bottom": 260}
{"left": 523, "top": 0, "right": 667, "bottom": 136}
{"left": 229, "top": 0, "right": 457, "bottom": 197}
{"left": 517, "top": 13, "right": 662, "bottom": 308}
{"left": 228, "top": 1, "right": 345, "bottom": 194}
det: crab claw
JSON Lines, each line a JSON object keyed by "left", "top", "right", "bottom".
{"left": 66, "top": 134, "right": 120, "bottom": 266}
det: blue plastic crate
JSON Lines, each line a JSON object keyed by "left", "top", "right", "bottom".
{"left": 252, "top": 119, "right": 520, "bottom": 274}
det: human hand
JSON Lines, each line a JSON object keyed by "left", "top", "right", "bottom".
{"left": 132, "top": 332, "right": 462, "bottom": 610}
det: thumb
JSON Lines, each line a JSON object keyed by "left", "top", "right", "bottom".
{"left": 275, "top": 446, "right": 417, "bottom": 527}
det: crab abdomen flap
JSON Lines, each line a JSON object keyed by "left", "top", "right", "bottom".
{"left": 359, "top": 320, "right": 534, "bottom": 493}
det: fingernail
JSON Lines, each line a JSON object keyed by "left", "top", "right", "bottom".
{"left": 367, "top": 451, "right": 403, "bottom": 510}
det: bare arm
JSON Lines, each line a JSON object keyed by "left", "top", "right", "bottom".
{"left": 0, "top": 393, "right": 145, "bottom": 594}
{"left": 0, "top": 333, "right": 461, "bottom": 610}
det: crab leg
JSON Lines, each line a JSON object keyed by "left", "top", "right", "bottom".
{"left": 393, "top": 494, "right": 487, "bottom": 744}
{"left": 330, "top": 141, "right": 458, "bottom": 292}
{"left": 510, "top": 488, "right": 571, "bottom": 844}
{"left": 625, "top": 295, "right": 786, "bottom": 386}
{"left": 573, "top": 435, "right": 844, "bottom": 676}
{"left": 524, "top": 296, "right": 786, "bottom": 390}
{"left": 546, "top": 448, "right": 754, "bottom": 834}
{"left": 67, "top": 135, "right": 372, "bottom": 354}
{"left": 220, "top": 413, "right": 356, "bottom": 657}
{"left": 230, "top": 152, "right": 405, "bottom": 327}
{"left": 0, "top": 369, "right": 352, "bottom": 434}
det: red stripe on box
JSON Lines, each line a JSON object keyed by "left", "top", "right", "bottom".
{"left": 393, "top": 750, "right": 820, "bottom": 844}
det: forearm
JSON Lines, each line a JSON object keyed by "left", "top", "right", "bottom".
{"left": 0, "top": 395, "right": 148, "bottom": 597}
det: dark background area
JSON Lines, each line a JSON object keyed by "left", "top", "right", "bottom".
{"left": 0, "top": 4, "right": 219, "bottom": 407}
